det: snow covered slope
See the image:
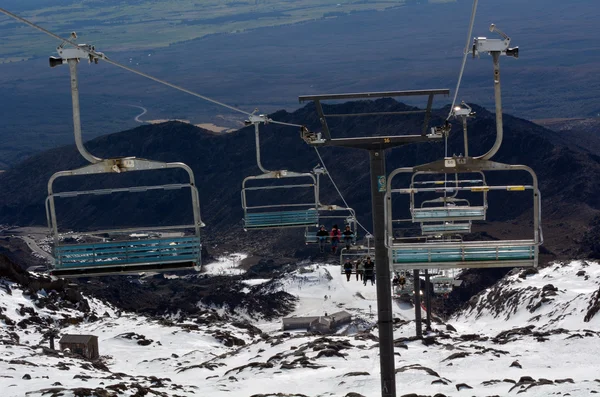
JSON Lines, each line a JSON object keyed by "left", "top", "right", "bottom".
{"left": 1, "top": 261, "right": 599, "bottom": 396}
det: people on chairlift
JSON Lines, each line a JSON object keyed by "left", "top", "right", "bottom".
{"left": 316, "top": 225, "right": 329, "bottom": 253}
{"left": 330, "top": 224, "right": 341, "bottom": 254}
{"left": 363, "top": 257, "right": 375, "bottom": 286}
{"left": 342, "top": 225, "right": 354, "bottom": 250}
{"left": 355, "top": 258, "right": 364, "bottom": 281}
{"left": 343, "top": 258, "right": 353, "bottom": 282}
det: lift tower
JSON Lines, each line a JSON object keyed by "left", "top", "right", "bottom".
{"left": 299, "top": 89, "right": 449, "bottom": 397}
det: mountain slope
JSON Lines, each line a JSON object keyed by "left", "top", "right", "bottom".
{"left": 2, "top": 257, "right": 600, "bottom": 397}
{"left": 0, "top": 100, "right": 599, "bottom": 260}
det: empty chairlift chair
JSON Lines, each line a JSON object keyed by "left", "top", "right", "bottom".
{"left": 241, "top": 171, "right": 320, "bottom": 230}
{"left": 418, "top": 198, "right": 474, "bottom": 236}
{"left": 46, "top": 159, "right": 203, "bottom": 277}
{"left": 410, "top": 171, "right": 488, "bottom": 225}
{"left": 386, "top": 158, "right": 542, "bottom": 270}
{"left": 429, "top": 269, "right": 459, "bottom": 295}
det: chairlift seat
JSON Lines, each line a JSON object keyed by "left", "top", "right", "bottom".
{"left": 52, "top": 236, "right": 201, "bottom": 276}
{"left": 412, "top": 206, "right": 486, "bottom": 222}
{"left": 391, "top": 240, "right": 536, "bottom": 269}
{"left": 430, "top": 276, "right": 454, "bottom": 284}
{"left": 433, "top": 285, "right": 453, "bottom": 294}
{"left": 305, "top": 231, "right": 355, "bottom": 244}
{"left": 244, "top": 209, "right": 319, "bottom": 229}
{"left": 421, "top": 223, "right": 471, "bottom": 235}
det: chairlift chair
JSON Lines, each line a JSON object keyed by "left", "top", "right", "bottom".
{"left": 386, "top": 157, "right": 542, "bottom": 270}
{"left": 339, "top": 241, "right": 373, "bottom": 274}
{"left": 305, "top": 205, "right": 358, "bottom": 245}
{"left": 392, "top": 270, "right": 414, "bottom": 299}
{"left": 46, "top": 159, "right": 204, "bottom": 278}
{"left": 410, "top": 171, "right": 488, "bottom": 223}
{"left": 430, "top": 269, "right": 457, "bottom": 295}
{"left": 241, "top": 170, "right": 320, "bottom": 230}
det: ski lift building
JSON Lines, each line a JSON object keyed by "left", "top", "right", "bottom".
{"left": 59, "top": 334, "right": 99, "bottom": 359}
{"left": 282, "top": 311, "right": 352, "bottom": 333}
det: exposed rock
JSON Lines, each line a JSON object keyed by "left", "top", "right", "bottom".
{"left": 481, "top": 379, "right": 502, "bottom": 386}
{"left": 442, "top": 352, "right": 470, "bottom": 361}
{"left": 510, "top": 360, "right": 522, "bottom": 368}
{"left": 395, "top": 364, "right": 440, "bottom": 377}
{"left": 224, "top": 362, "right": 274, "bottom": 376}
{"left": 458, "top": 334, "right": 487, "bottom": 342}
{"left": 211, "top": 330, "right": 246, "bottom": 347}
{"left": 585, "top": 286, "right": 600, "bottom": 322}
{"left": 250, "top": 393, "right": 309, "bottom": 397}
{"left": 555, "top": 378, "right": 575, "bottom": 384}
{"left": 342, "top": 372, "right": 370, "bottom": 377}
{"left": 315, "top": 348, "right": 347, "bottom": 359}
{"left": 518, "top": 376, "right": 536, "bottom": 383}
{"left": 455, "top": 383, "right": 473, "bottom": 390}
{"left": 519, "top": 268, "right": 539, "bottom": 278}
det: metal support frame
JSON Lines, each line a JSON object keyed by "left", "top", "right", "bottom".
{"left": 424, "top": 269, "right": 432, "bottom": 332}
{"left": 67, "top": 59, "right": 102, "bottom": 164}
{"left": 413, "top": 269, "right": 422, "bottom": 338}
{"left": 409, "top": 170, "right": 488, "bottom": 214}
{"left": 306, "top": 205, "right": 358, "bottom": 241}
{"left": 386, "top": 157, "right": 543, "bottom": 270}
{"left": 46, "top": 159, "right": 203, "bottom": 275}
{"left": 46, "top": 159, "right": 203, "bottom": 244}
{"left": 241, "top": 171, "right": 320, "bottom": 229}
{"left": 45, "top": 43, "right": 204, "bottom": 276}
{"left": 299, "top": 88, "right": 449, "bottom": 397}
{"left": 253, "top": 123, "right": 270, "bottom": 174}
{"left": 475, "top": 51, "right": 503, "bottom": 159}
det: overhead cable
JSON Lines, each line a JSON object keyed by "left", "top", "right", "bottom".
{"left": 313, "top": 147, "right": 372, "bottom": 236}
{"left": 446, "top": 0, "right": 479, "bottom": 121}
{"left": 0, "top": 7, "right": 253, "bottom": 117}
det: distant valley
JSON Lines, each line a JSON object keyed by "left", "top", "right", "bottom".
{"left": 0, "top": 0, "right": 598, "bottom": 169}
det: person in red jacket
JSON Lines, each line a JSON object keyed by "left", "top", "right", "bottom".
{"left": 330, "top": 224, "right": 341, "bottom": 254}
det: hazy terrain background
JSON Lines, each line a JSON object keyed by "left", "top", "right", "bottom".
{"left": 0, "top": 0, "right": 598, "bottom": 167}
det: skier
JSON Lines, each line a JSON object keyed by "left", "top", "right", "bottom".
{"left": 343, "top": 259, "right": 353, "bottom": 282}
{"left": 316, "top": 225, "right": 329, "bottom": 253}
{"left": 363, "top": 257, "right": 375, "bottom": 286}
{"left": 342, "top": 225, "right": 354, "bottom": 250}
{"left": 330, "top": 224, "right": 341, "bottom": 254}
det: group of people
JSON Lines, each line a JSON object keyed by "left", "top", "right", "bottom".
{"left": 343, "top": 257, "right": 375, "bottom": 286}
{"left": 316, "top": 224, "right": 354, "bottom": 254}
{"left": 392, "top": 273, "right": 407, "bottom": 287}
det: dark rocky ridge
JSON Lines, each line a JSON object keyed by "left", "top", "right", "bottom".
{"left": 0, "top": 100, "right": 598, "bottom": 260}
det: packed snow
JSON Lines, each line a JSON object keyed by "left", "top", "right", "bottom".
{"left": 203, "top": 253, "right": 248, "bottom": 276}
{"left": 1, "top": 260, "right": 599, "bottom": 396}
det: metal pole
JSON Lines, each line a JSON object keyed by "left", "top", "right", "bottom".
{"left": 476, "top": 51, "right": 503, "bottom": 160}
{"left": 424, "top": 269, "right": 432, "bottom": 331}
{"left": 462, "top": 117, "right": 469, "bottom": 158}
{"left": 413, "top": 269, "right": 422, "bottom": 338}
{"left": 67, "top": 59, "right": 102, "bottom": 164}
{"left": 254, "top": 123, "right": 270, "bottom": 174}
{"left": 369, "top": 149, "right": 395, "bottom": 397}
